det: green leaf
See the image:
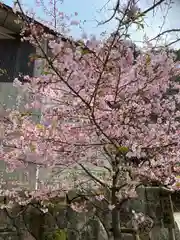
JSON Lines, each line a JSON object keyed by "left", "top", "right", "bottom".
{"left": 77, "top": 40, "right": 84, "bottom": 46}
{"left": 29, "top": 143, "right": 36, "bottom": 152}
{"left": 20, "top": 111, "right": 32, "bottom": 117}
{"left": 54, "top": 229, "right": 67, "bottom": 240}
{"left": 43, "top": 71, "right": 51, "bottom": 75}
{"left": 117, "top": 146, "right": 129, "bottom": 154}
{"left": 44, "top": 228, "right": 67, "bottom": 240}
{"left": 81, "top": 47, "right": 91, "bottom": 55}
{"left": 137, "top": 23, "right": 144, "bottom": 30}
{"left": 144, "top": 53, "right": 151, "bottom": 66}
{"left": 0, "top": 68, "right": 7, "bottom": 76}
{"left": 29, "top": 53, "right": 41, "bottom": 60}
{"left": 140, "top": 23, "right": 144, "bottom": 29}
{"left": 36, "top": 124, "right": 45, "bottom": 130}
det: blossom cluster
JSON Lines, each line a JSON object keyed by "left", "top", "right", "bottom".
{"left": 1, "top": 26, "right": 180, "bottom": 203}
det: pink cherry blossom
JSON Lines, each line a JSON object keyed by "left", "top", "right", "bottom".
{"left": 1, "top": 2, "right": 180, "bottom": 238}
{"left": 2, "top": 33, "right": 180, "bottom": 191}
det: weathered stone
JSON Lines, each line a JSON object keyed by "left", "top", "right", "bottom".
{"left": 0, "top": 188, "right": 178, "bottom": 240}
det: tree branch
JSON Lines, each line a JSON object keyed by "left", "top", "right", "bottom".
{"left": 150, "top": 28, "right": 180, "bottom": 42}
{"left": 79, "top": 163, "right": 108, "bottom": 188}
{"left": 100, "top": 0, "right": 166, "bottom": 25}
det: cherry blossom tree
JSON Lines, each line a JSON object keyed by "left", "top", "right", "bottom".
{"left": 0, "top": 0, "right": 180, "bottom": 239}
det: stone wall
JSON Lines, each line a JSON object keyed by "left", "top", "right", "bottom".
{"left": 0, "top": 187, "right": 179, "bottom": 240}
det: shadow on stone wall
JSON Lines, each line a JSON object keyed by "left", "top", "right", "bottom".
{"left": 0, "top": 187, "right": 180, "bottom": 240}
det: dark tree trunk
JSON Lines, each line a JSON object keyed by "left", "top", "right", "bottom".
{"left": 111, "top": 207, "right": 122, "bottom": 240}
{"left": 111, "top": 170, "right": 122, "bottom": 240}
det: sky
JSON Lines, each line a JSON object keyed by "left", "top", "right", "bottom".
{"left": 5, "top": 0, "right": 116, "bottom": 37}
{"left": 4, "top": 0, "right": 180, "bottom": 48}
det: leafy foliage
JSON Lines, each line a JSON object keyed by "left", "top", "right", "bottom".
{"left": 44, "top": 229, "right": 67, "bottom": 240}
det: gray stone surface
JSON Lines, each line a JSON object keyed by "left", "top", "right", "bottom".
{"left": 0, "top": 188, "right": 179, "bottom": 240}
